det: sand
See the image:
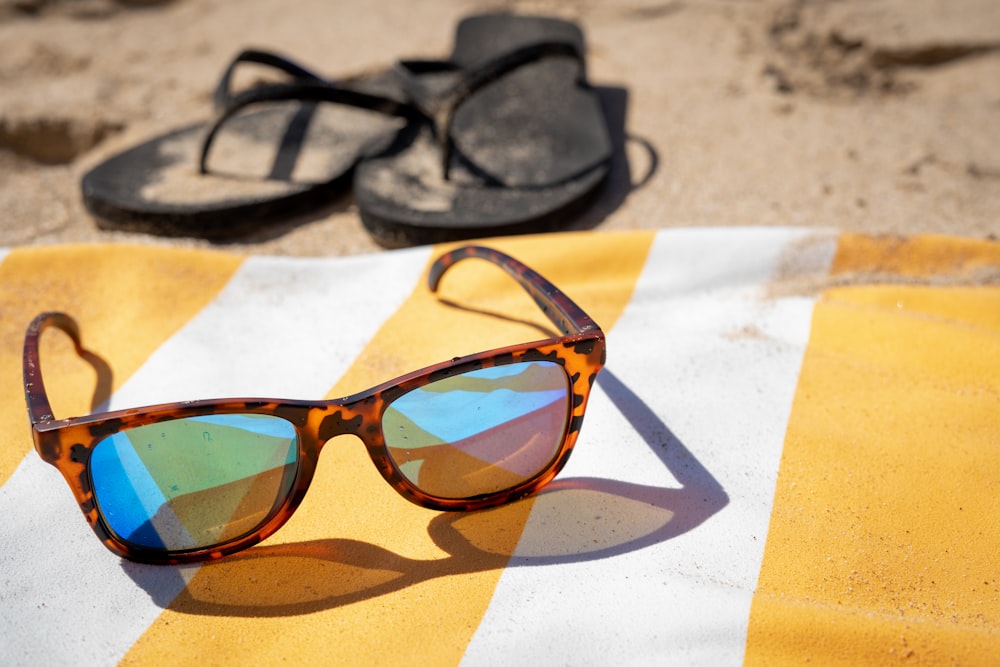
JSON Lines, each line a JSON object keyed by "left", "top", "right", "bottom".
{"left": 1, "top": 0, "right": 998, "bottom": 256}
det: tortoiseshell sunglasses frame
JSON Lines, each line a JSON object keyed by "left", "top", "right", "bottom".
{"left": 23, "top": 245, "right": 606, "bottom": 564}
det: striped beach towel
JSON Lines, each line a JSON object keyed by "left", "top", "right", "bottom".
{"left": 1, "top": 228, "right": 997, "bottom": 665}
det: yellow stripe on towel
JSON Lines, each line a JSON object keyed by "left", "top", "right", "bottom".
{"left": 746, "top": 234, "right": 1000, "bottom": 664}
{"left": 0, "top": 245, "right": 243, "bottom": 486}
{"left": 123, "top": 231, "right": 656, "bottom": 666}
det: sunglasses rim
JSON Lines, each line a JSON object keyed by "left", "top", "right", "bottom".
{"left": 32, "top": 333, "right": 604, "bottom": 564}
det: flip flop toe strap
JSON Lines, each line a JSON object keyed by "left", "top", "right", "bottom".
{"left": 395, "top": 40, "right": 588, "bottom": 182}
{"left": 212, "top": 49, "right": 329, "bottom": 113}
{"left": 198, "top": 82, "right": 421, "bottom": 176}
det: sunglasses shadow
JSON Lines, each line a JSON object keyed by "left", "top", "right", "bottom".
{"left": 122, "top": 369, "right": 728, "bottom": 617}
{"left": 75, "top": 345, "right": 114, "bottom": 413}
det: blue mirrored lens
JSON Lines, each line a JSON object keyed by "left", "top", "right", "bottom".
{"left": 90, "top": 414, "right": 298, "bottom": 551}
{"left": 382, "top": 361, "right": 570, "bottom": 499}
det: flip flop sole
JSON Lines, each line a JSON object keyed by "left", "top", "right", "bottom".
{"left": 356, "top": 127, "right": 609, "bottom": 247}
{"left": 354, "top": 14, "right": 613, "bottom": 247}
{"left": 82, "top": 101, "right": 403, "bottom": 238}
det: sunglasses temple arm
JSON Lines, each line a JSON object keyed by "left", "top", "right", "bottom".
{"left": 22, "top": 312, "right": 82, "bottom": 426}
{"left": 427, "top": 245, "right": 601, "bottom": 337}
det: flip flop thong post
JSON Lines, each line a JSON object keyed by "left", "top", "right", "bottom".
{"left": 354, "top": 13, "right": 614, "bottom": 248}
{"left": 81, "top": 50, "right": 415, "bottom": 239}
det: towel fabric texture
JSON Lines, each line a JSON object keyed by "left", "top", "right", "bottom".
{"left": 1, "top": 228, "right": 997, "bottom": 665}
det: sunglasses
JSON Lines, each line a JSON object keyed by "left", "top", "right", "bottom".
{"left": 23, "top": 245, "right": 605, "bottom": 564}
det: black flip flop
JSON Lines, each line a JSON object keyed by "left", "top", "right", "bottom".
{"left": 354, "top": 14, "right": 613, "bottom": 247}
{"left": 81, "top": 50, "right": 416, "bottom": 239}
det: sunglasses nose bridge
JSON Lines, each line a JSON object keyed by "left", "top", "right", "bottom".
{"left": 314, "top": 400, "right": 380, "bottom": 445}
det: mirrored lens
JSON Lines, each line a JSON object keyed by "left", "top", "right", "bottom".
{"left": 90, "top": 414, "right": 298, "bottom": 551}
{"left": 383, "top": 361, "right": 570, "bottom": 499}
